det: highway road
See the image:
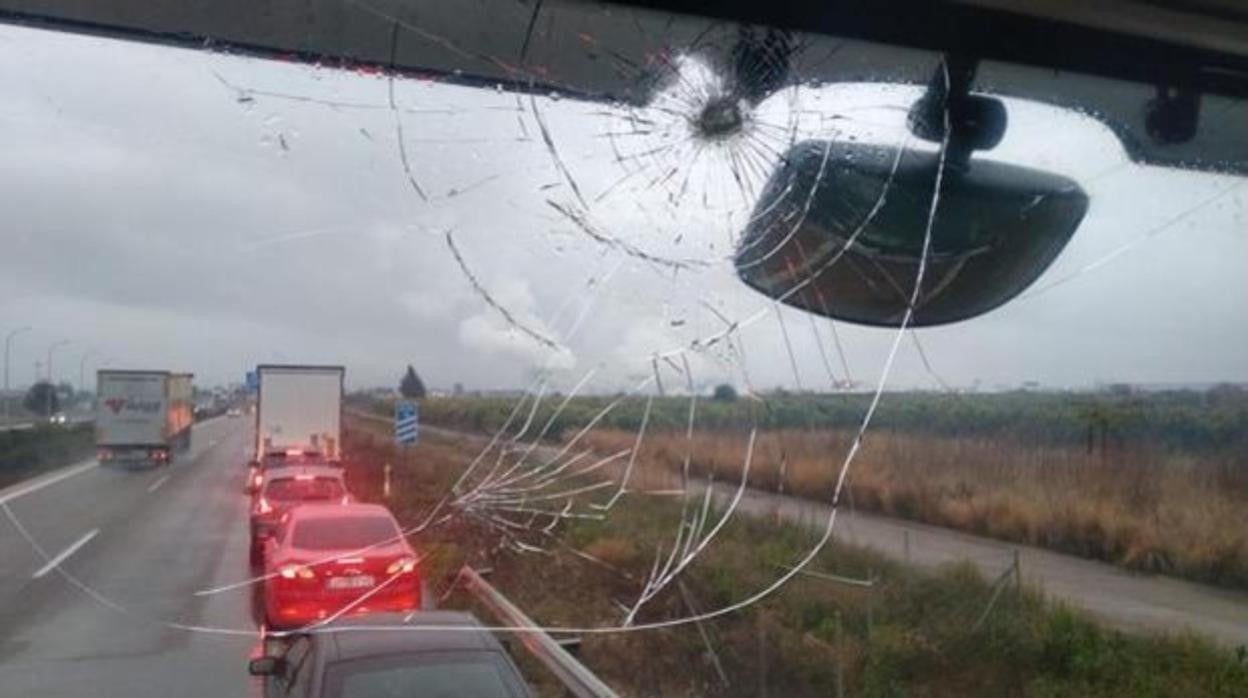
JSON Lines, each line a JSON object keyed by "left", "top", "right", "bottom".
{"left": 0, "top": 415, "right": 261, "bottom": 697}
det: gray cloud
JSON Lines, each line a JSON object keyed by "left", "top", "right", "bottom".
{"left": 1, "top": 23, "right": 1245, "bottom": 395}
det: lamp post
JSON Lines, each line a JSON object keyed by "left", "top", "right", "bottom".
{"left": 79, "top": 349, "right": 98, "bottom": 410}
{"left": 46, "top": 340, "right": 70, "bottom": 418}
{"left": 3, "top": 325, "right": 32, "bottom": 424}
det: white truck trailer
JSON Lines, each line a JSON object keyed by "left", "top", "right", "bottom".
{"left": 254, "top": 365, "right": 344, "bottom": 461}
{"left": 96, "top": 370, "right": 193, "bottom": 466}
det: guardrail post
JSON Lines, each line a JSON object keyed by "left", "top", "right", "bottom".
{"left": 834, "top": 610, "right": 844, "bottom": 698}
{"left": 866, "top": 567, "right": 874, "bottom": 640}
{"left": 1012, "top": 548, "right": 1021, "bottom": 598}
{"left": 757, "top": 612, "right": 769, "bottom": 698}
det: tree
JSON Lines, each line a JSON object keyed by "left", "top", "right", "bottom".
{"left": 24, "top": 381, "right": 59, "bottom": 415}
{"left": 712, "top": 383, "right": 738, "bottom": 402}
{"left": 399, "top": 365, "right": 427, "bottom": 399}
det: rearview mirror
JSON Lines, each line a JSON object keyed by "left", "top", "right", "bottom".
{"left": 735, "top": 141, "right": 1088, "bottom": 326}
{"left": 248, "top": 656, "right": 285, "bottom": 676}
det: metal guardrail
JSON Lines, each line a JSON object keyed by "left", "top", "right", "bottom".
{"left": 458, "top": 566, "right": 618, "bottom": 698}
{"left": 0, "top": 416, "right": 94, "bottom": 433}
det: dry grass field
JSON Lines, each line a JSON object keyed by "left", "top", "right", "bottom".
{"left": 580, "top": 428, "right": 1248, "bottom": 589}
{"left": 342, "top": 416, "right": 1248, "bottom": 697}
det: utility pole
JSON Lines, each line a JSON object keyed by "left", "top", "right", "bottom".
{"left": 3, "top": 325, "right": 32, "bottom": 424}
{"left": 79, "top": 349, "right": 97, "bottom": 405}
{"left": 46, "top": 340, "right": 70, "bottom": 417}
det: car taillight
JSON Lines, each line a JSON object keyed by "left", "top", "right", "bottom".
{"left": 279, "top": 564, "right": 316, "bottom": 580}
{"left": 257, "top": 497, "right": 273, "bottom": 514}
{"left": 386, "top": 557, "right": 417, "bottom": 575}
{"left": 252, "top": 473, "right": 264, "bottom": 488}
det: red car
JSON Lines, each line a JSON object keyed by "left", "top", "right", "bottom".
{"left": 261, "top": 503, "right": 421, "bottom": 630}
{"left": 250, "top": 466, "right": 351, "bottom": 566}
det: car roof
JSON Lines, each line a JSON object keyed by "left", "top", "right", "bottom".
{"left": 288, "top": 502, "right": 392, "bottom": 521}
{"left": 261, "top": 465, "right": 343, "bottom": 481}
{"left": 312, "top": 611, "right": 507, "bottom": 658}
{"left": 262, "top": 450, "right": 330, "bottom": 463}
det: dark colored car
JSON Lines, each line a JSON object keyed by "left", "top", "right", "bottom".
{"left": 250, "top": 611, "right": 532, "bottom": 697}
{"left": 261, "top": 504, "right": 420, "bottom": 630}
{"left": 250, "top": 466, "right": 351, "bottom": 566}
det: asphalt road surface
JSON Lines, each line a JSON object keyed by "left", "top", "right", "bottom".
{"left": 0, "top": 415, "right": 262, "bottom": 697}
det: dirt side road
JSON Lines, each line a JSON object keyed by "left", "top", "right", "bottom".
{"left": 710, "top": 481, "right": 1248, "bottom": 647}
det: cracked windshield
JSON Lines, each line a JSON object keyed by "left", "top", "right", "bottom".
{"left": 1, "top": 1, "right": 1247, "bottom": 696}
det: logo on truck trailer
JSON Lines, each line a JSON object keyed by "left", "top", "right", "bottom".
{"left": 103, "top": 398, "right": 162, "bottom": 414}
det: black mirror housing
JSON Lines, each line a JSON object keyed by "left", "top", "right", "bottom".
{"left": 248, "top": 656, "right": 285, "bottom": 676}
{"left": 735, "top": 141, "right": 1087, "bottom": 327}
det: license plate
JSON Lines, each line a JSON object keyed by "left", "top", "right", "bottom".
{"left": 328, "top": 575, "right": 375, "bottom": 590}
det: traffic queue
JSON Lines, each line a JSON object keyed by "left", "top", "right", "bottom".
{"left": 241, "top": 366, "right": 533, "bottom": 697}
{"left": 243, "top": 365, "right": 421, "bottom": 630}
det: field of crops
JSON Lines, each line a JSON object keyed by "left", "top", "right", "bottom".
{"left": 352, "top": 387, "right": 1248, "bottom": 589}
{"left": 360, "top": 386, "right": 1248, "bottom": 454}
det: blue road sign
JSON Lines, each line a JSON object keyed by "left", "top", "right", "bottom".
{"left": 245, "top": 371, "right": 258, "bottom": 392}
{"left": 395, "top": 400, "right": 419, "bottom": 446}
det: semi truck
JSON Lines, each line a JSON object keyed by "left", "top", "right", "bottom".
{"left": 96, "top": 370, "right": 193, "bottom": 467}
{"left": 254, "top": 365, "right": 344, "bottom": 462}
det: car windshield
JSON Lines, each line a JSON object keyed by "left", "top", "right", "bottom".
{"left": 291, "top": 516, "right": 398, "bottom": 550}
{"left": 1, "top": 2, "right": 1246, "bottom": 696}
{"left": 325, "top": 652, "right": 518, "bottom": 698}
{"left": 264, "top": 477, "right": 344, "bottom": 502}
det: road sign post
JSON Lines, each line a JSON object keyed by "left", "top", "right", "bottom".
{"left": 394, "top": 400, "right": 419, "bottom": 447}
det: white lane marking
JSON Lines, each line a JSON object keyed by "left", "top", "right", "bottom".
{"left": 0, "top": 460, "right": 98, "bottom": 505}
{"left": 147, "top": 474, "right": 171, "bottom": 493}
{"left": 33, "top": 528, "right": 99, "bottom": 579}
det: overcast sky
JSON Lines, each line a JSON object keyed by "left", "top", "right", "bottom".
{"left": 1, "top": 22, "right": 1244, "bottom": 395}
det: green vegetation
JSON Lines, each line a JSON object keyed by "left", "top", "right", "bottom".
{"left": 399, "top": 364, "right": 427, "bottom": 399}
{"left": 356, "top": 386, "right": 1248, "bottom": 453}
{"left": 350, "top": 388, "right": 1248, "bottom": 589}
{"left": 343, "top": 417, "right": 1248, "bottom": 697}
{"left": 548, "top": 501, "right": 1248, "bottom": 697}
{"left": 0, "top": 424, "right": 94, "bottom": 490}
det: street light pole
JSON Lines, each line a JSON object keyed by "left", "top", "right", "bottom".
{"left": 46, "top": 340, "right": 70, "bottom": 418}
{"left": 3, "top": 325, "right": 32, "bottom": 424}
{"left": 79, "top": 349, "right": 98, "bottom": 409}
